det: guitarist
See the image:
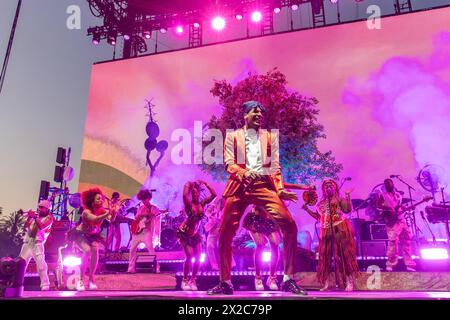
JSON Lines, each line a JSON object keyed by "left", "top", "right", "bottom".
{"left": 377, "top": 178, "right": 416, "bottom": 272}
{"left": 127, "top": 189, "right": 161, "bottom": 273}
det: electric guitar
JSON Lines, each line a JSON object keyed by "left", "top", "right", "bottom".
{"left": 382, "top": 196, "right": 433, "bottom": 227}
{"left": 130, "top": 209, "right": 168, "bottom": 235}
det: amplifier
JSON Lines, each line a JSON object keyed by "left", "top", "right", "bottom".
{"left": 361, "top": 241, "right": 386, "bottom": 257}
{"left": 370, "top": 224, "right": 388, "bottom": 240}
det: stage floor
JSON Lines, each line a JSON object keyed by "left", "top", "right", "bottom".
{"left": 18, "top": 290, "right": 450, "bottom": 300}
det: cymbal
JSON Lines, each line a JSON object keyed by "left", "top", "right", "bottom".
{"left": 352, "top": 199, "right": 369, "bottom": 210}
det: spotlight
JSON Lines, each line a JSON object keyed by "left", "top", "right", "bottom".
{"left": 330, "top": 0, "right": 339, "bottom": 3}
{"left": 107, "top": 30, "right": 117, "bottom": 46}
{"left": 212, "top": 16, "right": 226, "bottom": 31}
{"left": 273, "top": 7, "right": 281, "bottom": 14}
{"left": 175, "top": 25, "right": 184, "bottom": 34}
{"left": 421, "top": 247, "right": 449, "bottom": 260}
{"left": 193, "top": 22, "right": 200, "bottom": 28}
{"left": 92, "top": 32, "right": 100, "bottom": 45}
{"left": 123, "top": 33, "right": 131, "bottom": 41}
{"left": 262, "top": 251, "right": 271, "bottom": 262}
{"left": 251, "top": 11, "right": 262, "bottom": 22}
{"left": 160, "top": 27, "right": 167, "bottom": 34}
{"left": 138, "top": 242, "right": 146, "bottom": 250}
{"left": 143, "top": 31, "right": 151, "bottom": 39}
{"left": 291, "top": 4, "right": 299, "bottom": 11}
{"left": 235, "top": 13, "right": 243, "bottom": 20}
{"left": 200, "top": 253, "right": 206, "bottom": 263}
{"left": 62, "top": 256, "right": 82, "bottom": 267}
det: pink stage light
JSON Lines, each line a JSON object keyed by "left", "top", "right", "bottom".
{"left": 420, "top": 248, "right": 449, "bottom": 260}
{"left": 143, "top": 31, "right": 151, "bottom": 39}
{"left": 63, "top": 256, "right": 82, "bottom": 267}
{"left": 212, "top": 16, "right": 226, "bottom": 31}
{"left": 138, "top": 242, "right": 146, "bottom": 250}
{"left": 160, "top": 28, "right": 167, "bottom": 34}
{"left": 291, "top": 4, "right": 299, "bottom": 11}
{"left": 262, "top": 251, "right": 271, "bottom": 262}
{"left": 191, "top": 253, "right": 206, "bottom": 263}
{"left": 193, "top": 22, "right": 200, "bottom": 28}
{"left": 251, "top": 11, "right": 262, "bottom": 23}
{"left": 235, "top": 14, "right": 243, "bottom": 20}
{"left": 330, "top": 0, "right": 339, "bottom": 3}
{"left": 273, "top": 7, "right": 281, "bottom": 14}
{"left": 176, "top": 26, "right": 184, "bottom": 34}
{"left": 123, "top": 34, "right": 131, "bottom": 41}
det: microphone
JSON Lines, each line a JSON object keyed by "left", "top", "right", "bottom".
{"left": 390, "top": 175, "right": 400, "bottom": 178}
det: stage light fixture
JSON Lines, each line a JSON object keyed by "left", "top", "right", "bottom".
{"left": 251, "top": 10, "right": 262, "bottom": 22}
{"left": 421, "top": 247, "right": 449, "bottom": 260}
{"left": 212, "top": 16, "right": 226, "bottom": 31}
{"left": 273, "top": 7, "right": 281, "bottom": 14}
{"left": 291, "top": 4, "right": 299, "bottom": 11}
{"left": 107, "top": 30, "right": 117, "bottom": 46}
{"left": 143, "top": 30, "right": 151, "bottom": 39}
{"left": 160, "top": 27, "right": 167, "bottom": 34}
{"left": 193, "top": 22, "right": 200, "bottom": 28}
{"left": 235, "top": 13, "right": 243, "bottom": 20}
{"left": 176, "top": 25, "right": 184, "bottom": 34}
{"left": 62, "top": 256, "right": 82, "bottom": 267}
{"left": 262, "top": 251, "right": 271, "bottom": 262}
{"left": 123, "top": 33, "right": 131, "bottom": 40}
{"left": 92, "top": 32, "right": 100, "bottom": 45}
{"left": 330, "top": 0, "right": 339, "bottom": 3}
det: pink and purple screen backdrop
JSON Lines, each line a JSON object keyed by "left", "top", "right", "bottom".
{"left": 81, "top": 8, "right": 450, "bottom": 240}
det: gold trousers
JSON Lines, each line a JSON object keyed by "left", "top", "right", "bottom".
{"left": 218, "top": 180, "right": 298, "bottom": 281}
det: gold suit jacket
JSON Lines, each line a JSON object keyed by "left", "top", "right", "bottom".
{"left": 222, "top": 127, "right": 284, "bottom": 197}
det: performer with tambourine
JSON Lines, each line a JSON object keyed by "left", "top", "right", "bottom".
{"left": 301, "top": 179, "right": 359, "bottom": 291}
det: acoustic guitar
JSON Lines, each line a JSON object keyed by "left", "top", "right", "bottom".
{"left": 130, "top": 209, "right": 168, "bottom": 235}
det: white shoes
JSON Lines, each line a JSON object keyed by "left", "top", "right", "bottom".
{"left": 75, "top": 279, "right": 85, "bottom": 291}
{"left": 254, "top": 277, "right": 264, "bottom": 291}
{"left": 319, "top": 280, "right": 329, "bottom": 291}
{"left": 41, "top": 285, "right": 50, "bottom": 291}
{"left": 189, "top": 279, "right": 198, "bottom": 291}
{"left": 181, "top": 279, "right": 191, "bottom": 291}
{"left": 88, "top": 282, "right": 98, "bottom": 290}
{"left": 266, "top": 276, "right": 279, "bottom": 291}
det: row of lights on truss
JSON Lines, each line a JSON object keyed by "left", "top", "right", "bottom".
{"left": 92, "top": 0, "right": 363, "bottom": 46}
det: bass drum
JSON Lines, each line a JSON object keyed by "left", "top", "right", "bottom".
{"left": 160, "top": 228, "right": 180, "bottom": 251}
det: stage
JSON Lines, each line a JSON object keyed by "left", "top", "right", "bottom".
{"left": 17, "top": 290, "right": 450, "bottom": 300}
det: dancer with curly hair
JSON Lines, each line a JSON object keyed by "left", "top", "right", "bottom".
{"left": 67, "top": 187, "right": 111, "bottom": 290}
{"left": 177, "top": 180, "right": 216, "bottom": 291}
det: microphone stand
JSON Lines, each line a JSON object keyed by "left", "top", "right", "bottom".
{"left": 395, "top": 176, "right": 418, "bottom": 238}
{"left": 327, "top": 196, "right": 340, "bottom": 289}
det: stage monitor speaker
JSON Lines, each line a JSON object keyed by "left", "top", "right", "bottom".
{"left": 0, "top": 257, "right": 26, "bottom": 298}
{"left": 39, "top": 180, "right": 50, "bottom": 200}
{"left": 56, "top": 147, "right": 66, "bottom": 164}
{"left": 361, "top": 241, "right": 386, "bottom": 257}
{"left": 54, "top": 166, "right": 64, "bottom": 183}
{"left": 45, "top": 221, "right": 71, "bottom": 258}
{"left": 370, "top": 224, "right": 388, "bottom": 240}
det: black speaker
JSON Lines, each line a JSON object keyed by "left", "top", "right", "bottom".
{"left": 45, "top": 221, "right": 71, "bottom": 258}
{"left": 39, "top": 180, "right": 50, "bottom": 200}
{"left": 0, "top": 257, "right": 26, "bottom": 298}
{"left": 56, "top": 147, "right": 66, "bottom": 165}
{"left": 370, "top": 224, "right": 388, "bottom": 240}
{"left": 54, "top": 166, "right": 64, "bottom": 183}
{"left": 361, "top": 241, "right": 387, "bottom": 257}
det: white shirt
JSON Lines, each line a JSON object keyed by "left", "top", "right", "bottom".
{"left": 244, "top": 128, "right": 264, "bottom": 175}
